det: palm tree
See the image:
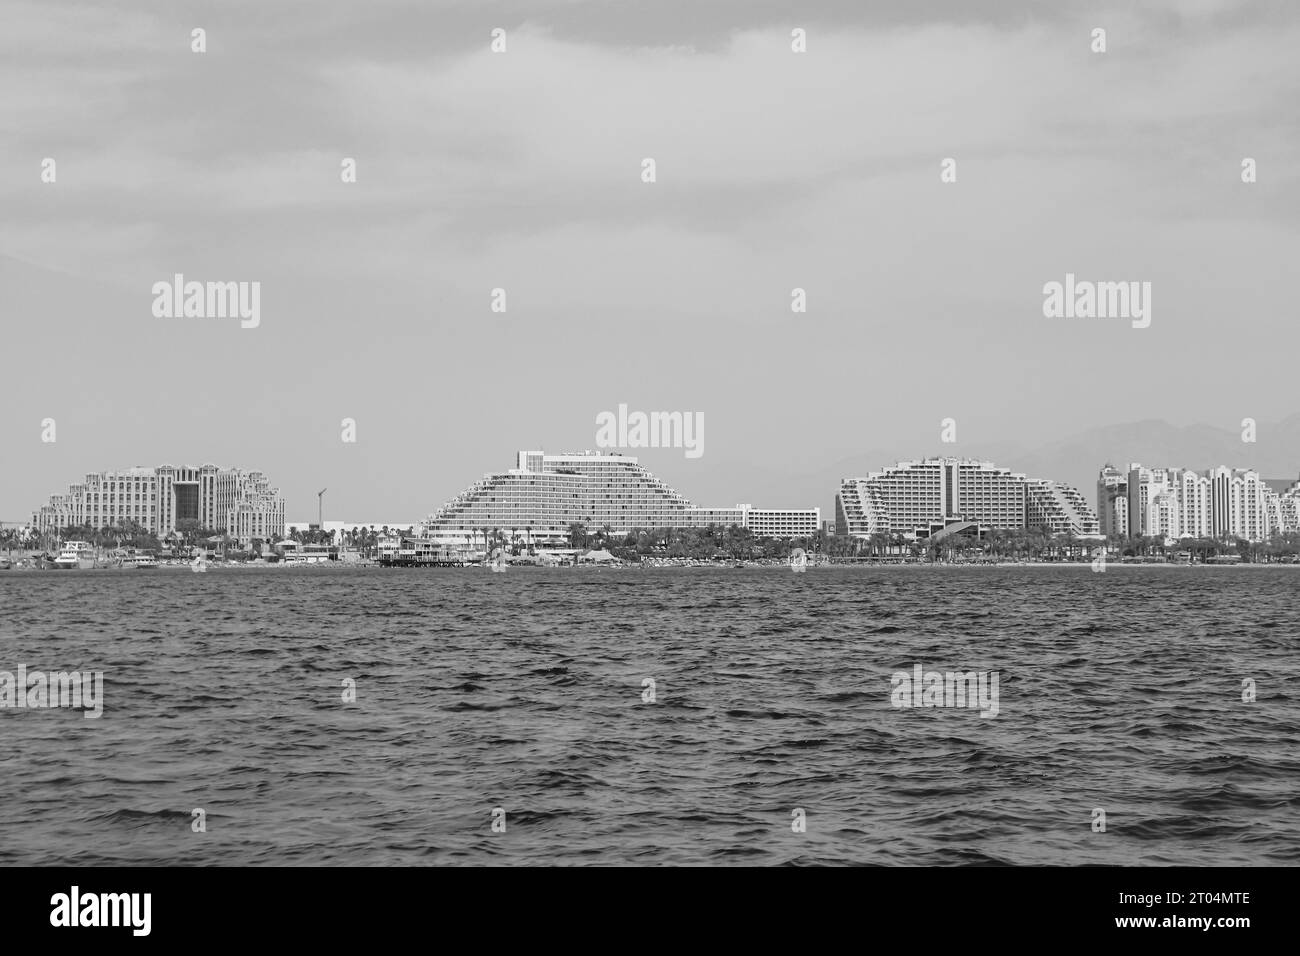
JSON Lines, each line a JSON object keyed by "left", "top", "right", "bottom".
{"left": 880, "top": 531, "right": 894, "bottom": 558}
{"left": 1017, "top": 530, "right": 1032, "bottom": 561}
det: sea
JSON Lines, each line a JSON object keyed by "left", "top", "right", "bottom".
{"left": 1, "top": 566, "right": 1296, "bottom": 866}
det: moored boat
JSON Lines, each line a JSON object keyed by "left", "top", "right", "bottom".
{"left": 52, "top": 541, "right": 96, "bottom": 570}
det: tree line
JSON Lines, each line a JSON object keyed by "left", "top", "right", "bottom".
{"left": 7, "top": 521, "right": 1300, "bottom": 564}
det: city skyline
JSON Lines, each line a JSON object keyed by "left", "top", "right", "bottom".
{"left": 1098, "top": 461, "right": 1300, "bottom": 543}
{"left": 19, "top": 435, "right": 1300, "bottom": 545}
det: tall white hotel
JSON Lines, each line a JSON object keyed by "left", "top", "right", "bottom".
{"left": 421, "top": 449, "right": 819, "bottom": 546}
{"left": 1097, "top": 462, "right": 1300, "bottom": 542}
{"left": 32, "top": 464, "right": 285, "bottom": 545}
{"left": 835, "top": 457, "right": 1099, "bottom": 539}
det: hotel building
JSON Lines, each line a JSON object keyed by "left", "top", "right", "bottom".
{"left": 32, "top": 464, "right": 285, "bottom": 545}
{"left": 835, "top": 457, "right": 1099, "bottom": 540}
{"left": 1267, "top": 476, "right": 1300, "bottom": 534}
{"left": 1100, "top": 462, "right": 1287, "bottom": 542}
{"left": 1096, "top": 464, "right": 1129, "bottom": 537}
{"left": 420, "top": 450, "right": 819, "bottom": 545}
{"left": 1026, "top": 480, "right": 1100, "bottom": 535}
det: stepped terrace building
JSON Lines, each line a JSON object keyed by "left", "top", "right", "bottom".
{"left": 835, "top": 457, "right": 1099, "bottom": 540}
{"left": 420, "top": 450, "right": 819, "bottom": 546}
{"left": 1026, "top": 480, "right": 1101, "bottom": 536}
{"left": 31, "top": 464, "right": 285, "bottom": 545}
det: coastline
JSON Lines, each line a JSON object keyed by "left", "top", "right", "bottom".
{"left": 5, "top": 553, "right": 1293, "bottom": 572}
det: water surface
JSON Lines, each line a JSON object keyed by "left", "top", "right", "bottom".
{"left": 1, "top": 566, "right": 1296, "bottom": 865}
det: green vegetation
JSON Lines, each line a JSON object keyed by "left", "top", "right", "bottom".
{"left": 558, "top": 524, "right": 1300, "bottom": 564}
{"left": 32, "top": 520, "right": 166, "bottom": 552}
{"left": 6, "top": 522, "right": 1300, "bottom": 565}
{"left": 597, "top": 524, "right": 819, "bottom": 561}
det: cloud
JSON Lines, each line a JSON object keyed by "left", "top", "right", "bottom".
{"left": 1, "top": 1, "right": 1297, "bottom": 518}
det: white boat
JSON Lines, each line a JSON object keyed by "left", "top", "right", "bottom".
{"left": 190, "top": 553, "right": 208, "bottom": 573}
{"left": 488, "top": 547, "right": 507, "bottom": 573}
{"left": 790, "top": 547, "right": 808, "bottom": 573}
{"left": 130, "top": 552, "right": 159, "bottom": 569}
{"left": 52, "top": 541, "right": 96, "bottom": 570}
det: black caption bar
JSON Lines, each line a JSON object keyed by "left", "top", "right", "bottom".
{"left": 0, "top": 865, "right": 1280, "bottom": 945}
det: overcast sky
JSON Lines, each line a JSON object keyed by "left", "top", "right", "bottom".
{"left": 2, "top": 0, "right": 1297, "bottom": 523}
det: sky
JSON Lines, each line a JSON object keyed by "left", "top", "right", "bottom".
{"left": 2, "top": 0, "right": 1298, "bottom": 524}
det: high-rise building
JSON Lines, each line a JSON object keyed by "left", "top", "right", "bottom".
{"left": 1126, "top": 465, "right": 1184, "bottom": 539}
{"left": 420, "top": 450, "right": 818, "bottom": 545}
{"left": 1096, "top": 463, "right": 1128, "bottom": 537}
{"left": 1108, "top": 462, "right": 1276, "bottom": 542}
{"left": 32, "top": 464, "right": 284, "bottom": 544}
{"left": 1176, "top": 468, "right": 1212, "bottom": 538}
{"left": 835, "top": 458, "right": 1098, "bottom": 539}
{"left": 1267, "top": 475, "right": 1300, "bottom": 534}
{"left": 1206, "top": 466, "right": 1270, "bottom": 541}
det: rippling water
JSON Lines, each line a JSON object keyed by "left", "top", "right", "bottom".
{"left": 1, "top": 566, "right": 1296, "bottom": 866}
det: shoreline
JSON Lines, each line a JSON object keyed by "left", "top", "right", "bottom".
{"left": 4, "top": 556, "right": 1292, "bottom": 572}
